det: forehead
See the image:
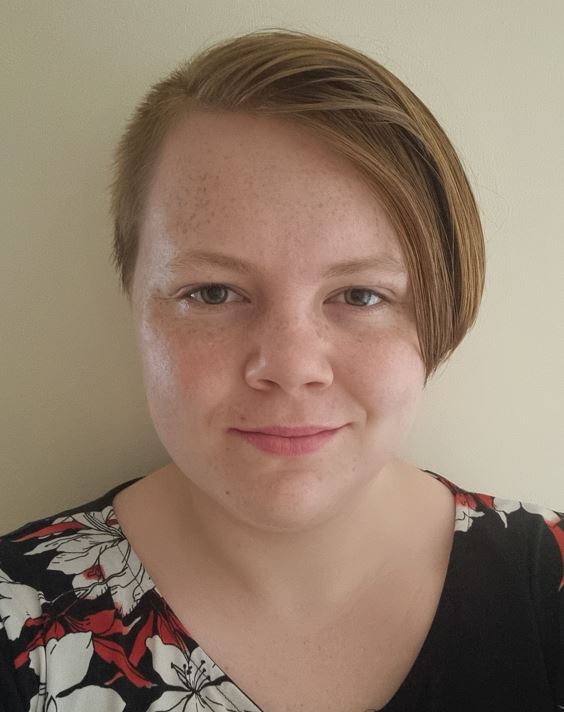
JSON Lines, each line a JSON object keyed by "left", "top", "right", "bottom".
{"left": 139, "top": 110, "right": 405, "bottom": 269}
{"left": 152, "top": 109, "right": 362, "bottom": 187}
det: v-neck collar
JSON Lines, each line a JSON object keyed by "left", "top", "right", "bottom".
{"left": 104, "top": 467, "right": 466, "bottom": 711}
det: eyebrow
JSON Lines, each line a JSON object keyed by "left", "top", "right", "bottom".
{"left": 165, "top": 249, "right": 407, "bottom": 278}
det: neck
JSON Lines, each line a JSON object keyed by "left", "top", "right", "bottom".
{"left": 165, "top": 459, "right": 420, "bottom": 617}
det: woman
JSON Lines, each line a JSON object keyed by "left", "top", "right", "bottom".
{"left": 1, "top": 28, "right": 562, "bottom": 712}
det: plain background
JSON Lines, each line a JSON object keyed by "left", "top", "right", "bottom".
{"left": 1, "top": 1, "right": 563, "bottom": 532}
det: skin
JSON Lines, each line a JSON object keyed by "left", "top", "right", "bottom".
{"left": 126, "top": 109, "right": 435, "bottom": 617}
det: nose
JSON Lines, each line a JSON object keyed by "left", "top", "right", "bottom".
{"left": 243, "top": 313, "right": 334, "bottom": 394}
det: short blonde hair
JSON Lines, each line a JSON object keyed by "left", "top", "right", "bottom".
{"left": 110, "top": 28, "right": 485, "bottom": 383}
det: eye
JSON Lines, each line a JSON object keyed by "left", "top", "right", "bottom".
{"left": 337, "top": 287, "right": 385, "bottom": 309}
{"left": 180, "top": 283, "right": 242, "bottom": 306}
{"left": 179, "top": 283, "right": 387, "bottom": 311}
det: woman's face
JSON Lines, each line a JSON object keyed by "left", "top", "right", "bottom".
{"left": 131, "top": 110, "right": 426, "bottom": 531}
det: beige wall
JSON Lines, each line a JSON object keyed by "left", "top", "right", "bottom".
{"left": 1, "top": 0, "right": 563, "bottom": 532}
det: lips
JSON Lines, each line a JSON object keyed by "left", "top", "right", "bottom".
{"left": 231, "top": 425, "right": 345, "bottom": 456}
{"left": 236, "top": 425, "right": 341, "bottom": 437}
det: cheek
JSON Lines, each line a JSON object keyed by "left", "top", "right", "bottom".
{"left": 138, "top": 321, "right": 230, "bottom": 417}
{"left": 346, "top": 332, "right": 425, "bottom": 424}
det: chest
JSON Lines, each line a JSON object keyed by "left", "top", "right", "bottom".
{"left": 113, "top": 465, "right": 455, "bottom": 711}
{"left": 174, "top": 568, "right": 442, "bottom": 712}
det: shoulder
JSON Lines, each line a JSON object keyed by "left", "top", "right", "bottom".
{"left": 0, "top": 477, "right": 159, "bottom": 708}
{"left": 425, "top": 469, "right": 564, "bottom": 537}
{"left": 0, "top": 477, "right": 152, "bottom": 641}
{"left": 426, "top": 469, "right": 564, "bottom": 592}
{"left": 454, "top": 476, "right": 563, "bottom": 577}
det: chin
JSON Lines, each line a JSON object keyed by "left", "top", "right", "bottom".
{"left": 217, "top": 468, "right": 361, "bottom": 533}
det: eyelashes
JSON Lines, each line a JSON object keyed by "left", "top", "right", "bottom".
{"left": 178, "top": 283, "right": 387, "bottom": 312}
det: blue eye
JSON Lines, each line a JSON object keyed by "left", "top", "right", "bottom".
{"left": 179, "top": 283, "right": 386, "bottom": 310}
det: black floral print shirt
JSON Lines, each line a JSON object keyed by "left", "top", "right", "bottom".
{"left": 1, "top": 470, "right": 563, "bottom": 711}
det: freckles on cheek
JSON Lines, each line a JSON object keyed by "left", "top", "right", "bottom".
{"left": 359, "top": 338, "right": 424, "bottom": 404}
{"left": 141, "top": 324, "right": 228, "bottom": 405}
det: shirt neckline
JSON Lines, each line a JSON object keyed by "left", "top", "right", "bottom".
{"left": 107, "top": 468, "right": 466, "bottom": 711}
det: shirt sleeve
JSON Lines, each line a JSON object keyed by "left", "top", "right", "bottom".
{"left": 551, "top": 515, "right": 564, "bottom": 706}
{"left": 556, "top": 547, "right": 564, "bottom": 707}
{"left": 0, "top": 551, "right": 43, "bottom": 711}
{"left": 558, "top": 586, "right": 564, "bottom": 707}
{"left": 529, "top": 506, "right": 564, "bottom": 706}
{"left": 0, "top": 622, "right": 29, "bottom": 712}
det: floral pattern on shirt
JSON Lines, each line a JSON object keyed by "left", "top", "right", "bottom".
{"left": 1, "top": 471, "right": 563, "bottom": 711}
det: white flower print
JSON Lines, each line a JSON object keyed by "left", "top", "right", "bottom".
{"left": 0, "top": 567, "right": 45, "bottom": 640}
{"left": 24, "top": 507, "right": 153, "bottom": 615}
{"left": 27, "top": 632, "right": 125, "bottom": 712}
{"left": 454, "top": 500, "right": 485, "bottom": 533}
{"left": 492, "top": 497, "right": 561, "bottom": 528}
{"left": 146, "top": 636, "right": 261, "bottom": 712}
